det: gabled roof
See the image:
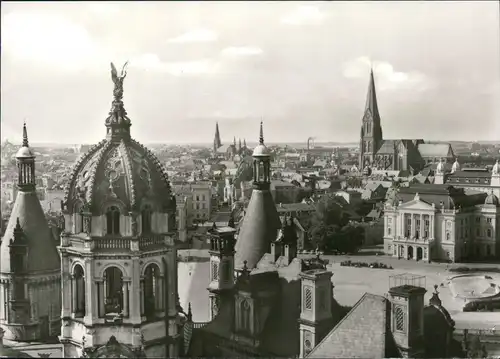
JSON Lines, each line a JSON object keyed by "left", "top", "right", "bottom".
{"left": 307, "top": 293, "right": 398, "bottom": 359}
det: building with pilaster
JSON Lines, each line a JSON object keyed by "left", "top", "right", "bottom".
{"left": 383, "top": 184, "right": 500, "bottom": 262}
{"left": 57, "top": 65, "right": 180, "bottom": 358}
{"left": 0, "top": 124, "right": 61, "bottom": 343}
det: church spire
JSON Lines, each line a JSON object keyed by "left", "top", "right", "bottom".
{"left": 213, "top": 122, "right": 222, "bottom": 153}
{"left": 105, "top": 62, "right": 132, "bottom": 143}
{"left": 359, "top": 68, "right": 383, "bottom": 167}
{"left": 365, "top": 67, "right": 380, "bottom": 118}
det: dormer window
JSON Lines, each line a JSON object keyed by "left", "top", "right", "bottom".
{"left": 106, "top": 206, "right": 120, "bottom": 235}
{"left": 141, "top": 205, "right": 152, "bottom": 233}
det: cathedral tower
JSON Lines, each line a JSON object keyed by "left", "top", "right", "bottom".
{"left": 58, "top": 63, "right": 179, "bottom": 358}
{"left": 0, "top": 124, "right": 61, "bottom": 341}
{"left": 359, "top": 69, "right": 384, "bottom": 167}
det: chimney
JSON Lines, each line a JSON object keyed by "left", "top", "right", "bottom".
{"left": 271, "top": 242, "right": 282, "bottom": 262}
{"left": 284, "top": 244, "right": 297, "bottom": 264}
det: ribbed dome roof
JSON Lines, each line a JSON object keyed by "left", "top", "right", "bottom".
{"left": 64, "top": 139, "right": 174, "bottom": 214}
{"left": 485, "top": 192, "right": 499, "bottom": 206}
{"left": 63, "top": 62, "right": 174, "bottom": 215}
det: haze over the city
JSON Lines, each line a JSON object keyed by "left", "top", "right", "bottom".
{"left": 1, "top": 1, "right": 499, "bottom": 144}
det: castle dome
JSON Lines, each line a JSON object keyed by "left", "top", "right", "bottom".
{"left": 451, "top": 158, "right": 460, "bottom": 172}
{"left": 485, "top": 192, "right": 499, "bottom": 206}
{"left": 63, "top": 63, "right": 174, "bottom": 215}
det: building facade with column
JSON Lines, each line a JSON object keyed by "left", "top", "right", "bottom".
{"left": 383, "top": 184, "right": 500, "bottom": 263}
{"left": 57, "top": 66, "right": 180, "bottom": 358}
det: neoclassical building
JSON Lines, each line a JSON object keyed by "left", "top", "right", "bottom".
{"left": 58, "top": 64, "right": 180, "bottom": 358}
{"left": 383, "top": 183, "right": 500, "bottom": 263}
{"left": 0, "top": 124, "right": 61, "bottom": 342}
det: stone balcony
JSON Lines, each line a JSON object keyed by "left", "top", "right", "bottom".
{"left": 60, "top": 233, "right": 174, "bottom": 253}
{"left": 393, "top": 235, "right": 435, "bottom": 244}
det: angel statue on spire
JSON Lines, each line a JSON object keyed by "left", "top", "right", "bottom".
{"left": 110, "top": 61, "right": 129, "bottom": 100}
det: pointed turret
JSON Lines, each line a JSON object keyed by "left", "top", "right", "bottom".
{"left": 243, "top": 138, "right": 247, "bottom": 148}
{"left": 213, "top": 122, "right": 222, "bottom": 153}
{"left": 0, "top": 125, "right": 61, "bottom": 342}
{"left": 234, "top": 122, "right": 281, "bottom": 270}
{"left": 233, "top": 136, "right": 237, "bottom": 147}
{"left": 238, "top": 138, "right": 242, "bottom": 153}
{"left": 15, "top": 123, "right": 36, "bottom": 191}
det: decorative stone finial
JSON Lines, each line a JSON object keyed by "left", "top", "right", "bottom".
{"left": 429, "top": 284, "right": 442, "bottom": 306}
{"left": 110, "top": 62, "right": 128, "bottom": 101}
{"left": 187, "top": 302, "right": 192, "bottom": 321}
{"left": 22, "top": 121, "right": 29, "bottom": 147}
{"left": 414, "top": 192, "right": 420, "bottom": 201}
{"left": 259, "top": 121, "right": 264, "bottom": 145}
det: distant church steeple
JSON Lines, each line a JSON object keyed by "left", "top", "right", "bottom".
{"left": 213, "top": 122, "right": 222, "bottom": 153}
{"left": 359, "top": 68, "right": 383, "bottom": 167}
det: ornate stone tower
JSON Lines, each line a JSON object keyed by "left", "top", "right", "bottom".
{"left": 388, "top": 274, "right": 427, "bottom": 358}
{"left": 0, "top": 124, "right": 61, "bottom": 342}
{"left": 58, "top": 63, "right": 179, "bottom": 358}
{"left": 207, "top": 225, "right": 236, "bottom": 320}
{"left": 359, "top": 68, "right": 383, "bottom": 167}
{"left": 298, "top": 268, "right": 333, "bottom": 358}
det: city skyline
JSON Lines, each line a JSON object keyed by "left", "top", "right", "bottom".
{"left": 1, "top": 1, "right": 499, "bottom": 144}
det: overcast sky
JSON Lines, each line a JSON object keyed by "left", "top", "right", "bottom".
{"left": 1, "top": 1, "right": 499, "bottom": 145}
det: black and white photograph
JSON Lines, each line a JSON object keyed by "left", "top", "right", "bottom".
{"left": 0, "top": 1, "right": 499, "bottom": 358}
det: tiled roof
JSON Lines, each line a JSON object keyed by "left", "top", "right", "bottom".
{"left": 417, "top": 143, "right": 453, "bottom": 158}
{"left": 0, "top": 191, "right": 60, "bottom": 273}
{"left": 376, "top": 140, "right": 397, "bottom": 154}
{"left": 234, "top": 189, "right": 281, "bottom": 270}
{"left": 307, "top": 293, "right": 397, "bottom": 359}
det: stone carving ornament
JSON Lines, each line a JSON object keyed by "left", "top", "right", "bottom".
{"left": 105, "top": 148, "right": 124, "bottom": 196}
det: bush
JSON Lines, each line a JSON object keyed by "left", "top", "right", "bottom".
{"left": 340, "top": 260, "right": 393, "bottom": 270}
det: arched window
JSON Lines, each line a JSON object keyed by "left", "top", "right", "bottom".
{"left": 240, "top": 300, "right": 251, "bottom": 333}
{"left": 103, "top": 267, "right": 125, "bottom": 316}
{"left": 142, "top": 205, "right": 152, "bottom": 234}
{"left": 142, "top": 264, "right": 162, "bottom": 319}
{"left": 106, "top": 206, "right": 120, "bottom": 235}
{"left": 72, "top": 265, "right": 86, "bottom": 318}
